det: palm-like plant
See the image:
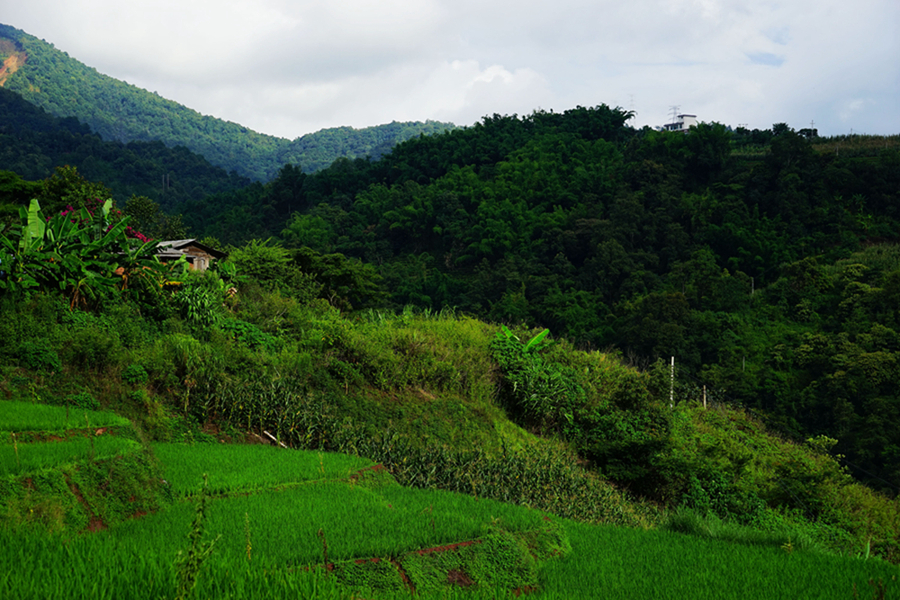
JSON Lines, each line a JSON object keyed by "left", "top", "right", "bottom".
{"left": 0, "top": 198, "right": 163, "bottom": 308}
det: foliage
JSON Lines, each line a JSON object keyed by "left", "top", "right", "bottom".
{"left": 172, "top": 271, "right": 227, "bottom": 329}
{"left": 122, "top": 363, "right": 149, "bottom": 386}
{"left": 0, "top": 197, "right": 162, "bottom": 309}
{"left": 175, "top": 110, "right": 900, "bottom": 494}
{"left": 123, "top": 195, "right": 187, "bottom": 240}
{"left": 0, "top": 87, "right": 251, "bottom": 209}
{"left": 0, "top": 400, "right": 131, "bottom": 431}
{"left": 17, "top": 340, "right": 61, "bottom": 372}
{"left": 1, "top": 160, "right": 900, "bottom": 576}
{"left": 152, "top": 443, "right": 373, "bottom": 497}
{"left": 490, "top": 328, "right": 673, "bottom": 496}
{"left": 4, "top": 18, "right": 900, "bottom": 499}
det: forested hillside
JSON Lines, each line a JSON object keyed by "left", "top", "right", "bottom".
{"left": 181, "top": 105, "right": 900, "bottom": 493}
{"left": 0, "top": 23, "right": 455, "bottom": 181}
{"left": 0, "top": 87, "right": 250, "bottom": 209}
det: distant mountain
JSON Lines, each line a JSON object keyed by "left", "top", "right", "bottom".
{"left": 0, "top": 86, "right": 251, "bottom": 208}
{"left": 0, "top": 24, "right": 455, "bottom": 181}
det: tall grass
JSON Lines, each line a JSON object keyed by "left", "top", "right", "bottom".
{"left": 4, "top": 508, "right": 896, "bottom": 599}
{"left": 329, "top": 425, "right": 654, "bottom": 529}
{"left": 0, "top": 526, "right": 351, "bottom": 600}
{"left": 662, "top": 507, "right": 824, "bottom": 553}
{"left": 110, "top": 479, "right": 555, "bottom": 567}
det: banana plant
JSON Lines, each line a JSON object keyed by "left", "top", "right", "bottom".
{"left": 0, "top": 198, "right": 161, "bottom": 307}
{"left": 500, "top": 325, "right": 552, "bottom": 354}
{"left": 19, "top": 199, "right": 46, "bottom": 253}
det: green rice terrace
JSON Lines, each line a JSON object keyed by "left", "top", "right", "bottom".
{"left": 1, "top": 399, "right": 897, "bottom": 600}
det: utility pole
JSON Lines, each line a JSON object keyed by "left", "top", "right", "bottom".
{"left": 670, "top": 356, "right": 675, "bottom": 408}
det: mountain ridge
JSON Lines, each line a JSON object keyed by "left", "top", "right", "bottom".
{"left": 0, "top": 23, "right": 456, "bottom": 181}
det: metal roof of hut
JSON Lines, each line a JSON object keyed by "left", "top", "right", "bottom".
{"left": 155, "top": 239, "right": 226, "bottom": 270}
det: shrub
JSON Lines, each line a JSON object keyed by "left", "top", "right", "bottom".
{"left": 490, "top": 327, "right": 675, "bottom": 498}
{"left": 68, "top": 391, "right": 100, "bottom": 410}
{"left": 18, "top": 340, "right": 61, "bottom": 373}
{"left": 219, "top": 319, "right": 283, "bottom": 353}
{"left": 122, "top": 364, "right": 149, "bottom": 386}
{"left": 65, "top": 327, "right": 120, "bottom": 369}
{"left": 173, "top": 279, "right": 224, "bottom": 328}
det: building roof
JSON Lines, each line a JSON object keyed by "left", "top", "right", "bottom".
{"left": 154, "top": 239, "right": 227, "bottom": 260}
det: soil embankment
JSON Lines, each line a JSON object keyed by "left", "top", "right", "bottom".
{"left": 0, "top": 51, "right": 26, "bottom": 86}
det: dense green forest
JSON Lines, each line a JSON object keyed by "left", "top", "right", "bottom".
{"left": 1, "top": 21, "right": 898, "bottom": 539}
{"left": 0, "top": 23, "right": 455, "bottom": 181}
{"left": 2, "top": 75, "right": 898, "bottom": 496}
{"left": 0, "top": 87, "right": 250, "bottom": 209}
{"left": 171, "top": 106, "right": 900, "bottom": 495}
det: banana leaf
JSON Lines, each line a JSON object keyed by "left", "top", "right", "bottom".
{"left": 18, "top": 199, "right": 45, "bottom": 253}
{"left": 523, "top": 329, "right": 550, "bottom": 354}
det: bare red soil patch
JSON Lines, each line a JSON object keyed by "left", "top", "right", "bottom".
{"left": 513, "top": 584, "right": 538, "bottom": 596}
{"left": 14, "top": 428, "right": 120, "bottom": 443}
{"left": 0, "top": 52, "right": 26, "bottom": 87}
{"left": 447, "top": 568, "right": 474, "bottom": 587}
{"left": 349, "top": 463, "right": 387, "bottom": 482}
{"left": 64, "top": 475, "right": 107, "bottom": 533}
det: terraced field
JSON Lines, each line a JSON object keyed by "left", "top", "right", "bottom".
{"left": 1, "top": 399, "right": 897, "bottom": 599}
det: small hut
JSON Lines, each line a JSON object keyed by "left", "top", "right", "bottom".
{"left": 155, "top": 239, "right": 226, "bottom": 271}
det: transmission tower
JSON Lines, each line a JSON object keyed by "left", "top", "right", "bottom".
{"left": 669, "top": 105, "right": 681, "bottom": 123}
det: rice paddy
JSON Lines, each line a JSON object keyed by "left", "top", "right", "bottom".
{"left": 531, "top": 521, "right": 900, "bottom": 599}
{"left": 151, "top": 442, "right": 375, "bottom": 496}
{"left": 2, "top": 400, "right": 898, "bottom": 599}
{"left": 0, "top": 435, "right": 139, "bottom": 476}
{"left": 0, "top": 399, "right": 132, "bottom": 432}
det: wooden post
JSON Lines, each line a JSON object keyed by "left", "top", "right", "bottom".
{"left": 703, "top": 385, "right": 707, "bottom": 409}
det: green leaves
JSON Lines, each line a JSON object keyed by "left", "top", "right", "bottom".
{"left": 19, "top": 199, "right": 45, "bottom": 253}
{"left": 0, "top": 197, "right": 160, "bottom": 307}
{"left": 523, "top": 328, "right": 549, "bottom": 354}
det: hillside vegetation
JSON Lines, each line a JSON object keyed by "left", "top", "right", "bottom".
{"left": 0, "top": 87, "right": 251, "bottom": 209}
{"left": 1, "top": 184, "right": 899, "bottom": 595}
{"left": 1, "top": 29, "right": 899, "bottom": 593}
{"left": 4, "top": 403, "right": 898, "bottom": 599}
{"left": 169, "top": 105, "right": 900, "bottom": 495}
{"left": 0, "top": 23, "right": 455, "bottom": 181}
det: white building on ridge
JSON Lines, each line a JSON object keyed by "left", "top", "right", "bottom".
{"left": 658, "top": 114, "right": 698, "bottom": 133}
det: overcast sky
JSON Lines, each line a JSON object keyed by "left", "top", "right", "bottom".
{"left": 3, "top": 0, "right": 898, "bottom": 139}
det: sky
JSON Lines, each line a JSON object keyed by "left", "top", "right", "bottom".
{"left": 2, "top": 0, "right": 898, "bottom": 140}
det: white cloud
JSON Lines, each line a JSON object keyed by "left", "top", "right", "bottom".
{"left": 2, "top": 0, "right": 897, "bottom": 137}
